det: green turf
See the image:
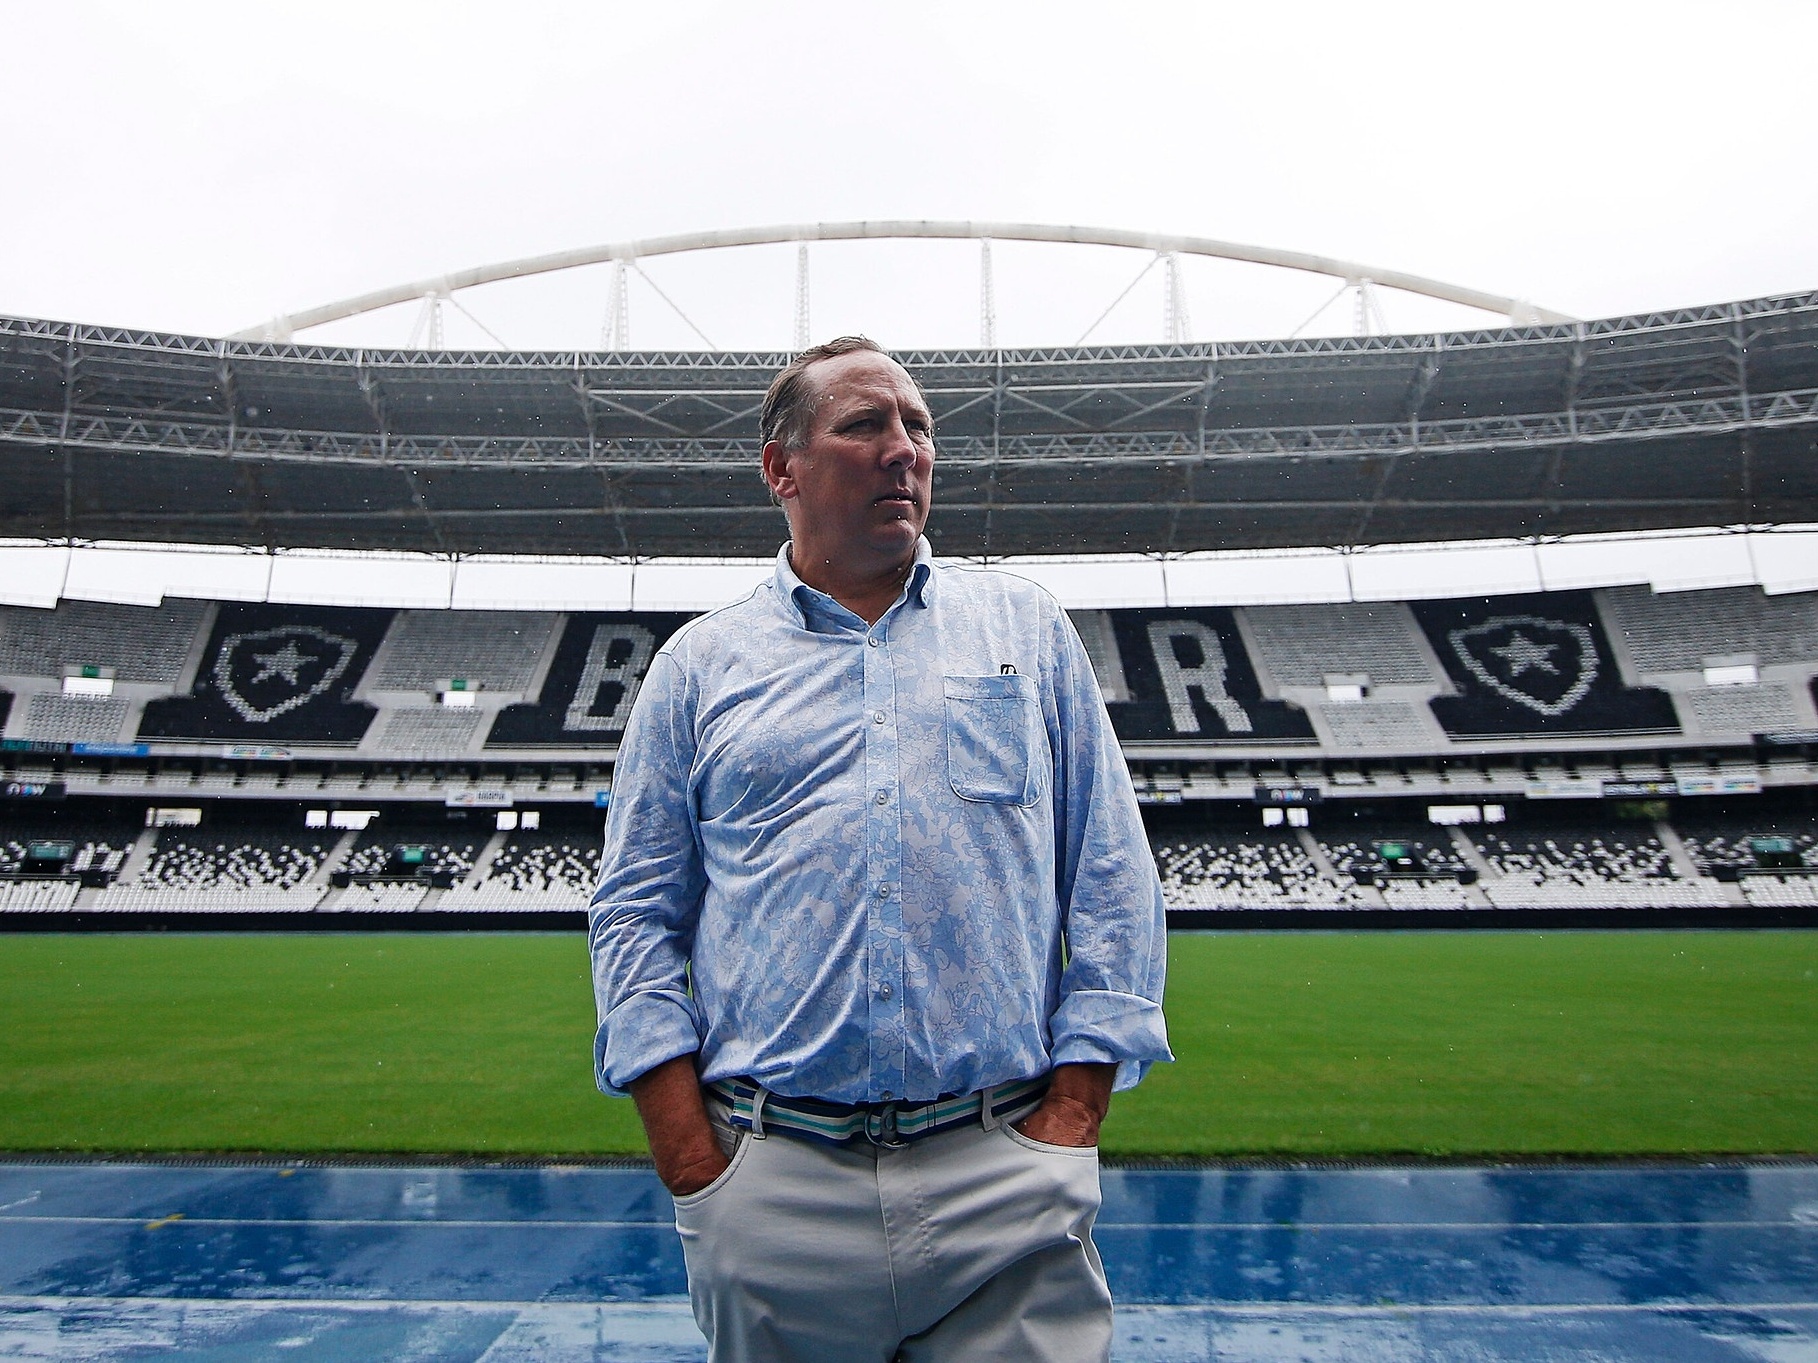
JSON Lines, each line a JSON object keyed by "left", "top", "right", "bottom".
{"left": 0, "top": 931, "right": 1812, "bottom": 1158}
{"left": 1109, "top": 930, "right": 1818, "bottom": 1157}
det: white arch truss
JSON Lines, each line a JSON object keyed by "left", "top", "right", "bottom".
{"left": 232, "top": 220, "right": 1574, "bottom": 344}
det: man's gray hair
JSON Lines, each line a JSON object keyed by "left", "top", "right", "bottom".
{"left": 759, "top": 335, "right": 893, "bottom": 451}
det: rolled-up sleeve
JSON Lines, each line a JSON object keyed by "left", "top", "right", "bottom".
{"left": 589, "top": 651, "right": 709, "bottom": 1096}
{"left": 1045, "top": 605, "right": 1173, "bottom": 1090}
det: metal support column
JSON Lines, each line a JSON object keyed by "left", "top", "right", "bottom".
{"left": 979, "top": 239, "right": 997, "bottom": 350}
{"left": 793, "top": 244, "right": 811, "bottom": 350}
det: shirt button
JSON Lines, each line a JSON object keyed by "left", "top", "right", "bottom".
{"left": 881, "top": 1090, "right": 894, "bottom": 1100}
{"left": 875, "top": 790, "right": 889, "bottom": 805}
{"left": 873, "top": 711, "right": 886, "bottom": 724}
{"left": 879, "top": 983, "right": 892, "bottom": 999}
{"left": 876, "top": 885, "right": 889, "bottom": 899}
{"left": 868, "top": 637, "right": 882, "bottom": 647}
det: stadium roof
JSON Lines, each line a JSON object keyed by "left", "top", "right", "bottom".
{"left": 225, "top": 220, "right": 1576, "bottom": 342}
{"left": 1, "top": 292, "right": 1814, "bottom": 558}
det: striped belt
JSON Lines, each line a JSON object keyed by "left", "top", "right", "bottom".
{"left": 707, "top": 1076, "right": 1049, "bottom": 1149}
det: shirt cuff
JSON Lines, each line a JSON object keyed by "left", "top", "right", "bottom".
{"left": 1049, "top": 989, "right": 1173, "bottom": 1092}
{"left": 594, "top": 989, "right": 704, "bottom": 1097}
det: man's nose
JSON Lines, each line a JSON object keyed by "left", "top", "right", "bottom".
{"left": 879, "top": 416, "right": 918, "bottom": 467}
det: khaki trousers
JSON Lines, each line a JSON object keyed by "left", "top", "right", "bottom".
{"left": 672, "top": 1096, "right": 1112, "bottom": 1363}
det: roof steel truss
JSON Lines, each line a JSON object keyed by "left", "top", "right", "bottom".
{"left": 3, "top": 386, "right": 1811, "bottom": 469}
{"left": 1, "top": 292, "right": 1814, "bottom": 555}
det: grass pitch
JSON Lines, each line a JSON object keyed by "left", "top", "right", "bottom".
{"left": 0, "top": 930, "right": 1812, "bottom": 1158}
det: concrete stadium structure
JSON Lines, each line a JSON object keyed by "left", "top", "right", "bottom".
{"left": 1, "top": 234, "right": 1815, "bottom": 925}
{"left": 1, "top": 276, "right": 1813, "bottom": 557}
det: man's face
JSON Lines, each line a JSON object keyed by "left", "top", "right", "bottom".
{"left": 763, "top": 350, "right": 935, "bottom": 571}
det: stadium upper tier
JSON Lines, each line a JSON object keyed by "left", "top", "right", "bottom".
{"left": 1, "top": 290, "right": 1814, "bottom": 556}
{"left": 2, "top": 583, "right": 1813, "bottom": 766}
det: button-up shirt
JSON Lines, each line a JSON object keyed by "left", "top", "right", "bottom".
{"left": 589, "top": 539, "right": 1171, "bottom": 1104}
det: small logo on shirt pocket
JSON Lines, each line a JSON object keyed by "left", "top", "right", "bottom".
{"left": 944, "top": 674, "right": 1043, "bottom": 806}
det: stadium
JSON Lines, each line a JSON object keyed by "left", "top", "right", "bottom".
{"left": 3, "top": 228, "right": 1815, "bottom": 929}
{"left": 3, "top": 220, "right": 1815, "bottom": 1362}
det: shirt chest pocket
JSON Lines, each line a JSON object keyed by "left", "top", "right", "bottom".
{"left": 944, "top": 674, "right": 1045, "bottom": 807}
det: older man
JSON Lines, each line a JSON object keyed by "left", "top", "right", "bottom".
{"left": 589, "top": 336, "right": 1170, "bottom": 1362}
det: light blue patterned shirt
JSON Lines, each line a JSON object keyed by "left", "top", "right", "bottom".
{"left": 589, "top": 539, "right": 1171, "bottom": 1104}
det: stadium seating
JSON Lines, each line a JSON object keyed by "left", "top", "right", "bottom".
{"left": 1241, "top": 603, "right": 1441, "bottom": 688}
{"left": 1600, "top": 585, "right": 1818, "bottom": 673}
{"left": 1675, "top": 812, "right": 1817, "bottom": 874}
{"left": 136, "top": 831, "right": 330, "bottom": 891}
{"left": 138, "top": 602, "right": 388, "bottom": 746}
{"left": 340, "top": 832, "right": 482, "bottom": 882}
{"left": 0, "top": 600, "right": 209, "bottom": 685}
{"left": 90, "top": 885, "right": 327, "bottom": 912}
{"left": 1, "top": 583, "right": 1813, "bottom": 922}
{"left": 1418, "top": 591, "right": 1682, "bottom": 738}
{"left": 1736, "top": 876, "right": 1818, "bottom": 908}
{"left": 439, "top": 829, "right": 601, "bottom": 910}
{"left": 16, "top": 693, "right": 132, "bottom": 744}
{"left": 1, "top": 824, "right": 134, "bottom": 877}
{"left": 1675, "top": 683, "right": 1806, "bottom": 736}
{"left": 0, "top": 879, "right": 81, "bottom": 911}
{"left": 367, "top": 706, "right": 488, "bottom": 755}
{"left": 0, "top": 586, "right": 1804, "bottom": 759}
{"left": 0, "top": 806, "right": 1803, "bottom": 916}
{"left": 330, "top": 882, "right": 428, "bottom": 912}
{"left": 363, "top": 611, "right": 558, "bottom": 693}
{"left": 82, "top": 825, "right": 334, "bottom": 911}
{"left": 1374, "top": 879, "right": 1476, "bottom": 909}
{"left": 1314, "top": 700, "right": 1438, "bottom": 751}
{"left": 1470, "top": 823, "right": 1727, "bottom": 909}
{"left": 1319, "top": 824, "right": 1475, "bottom": 909}
{"left": 1152, "top": 831, "right": 1371, "bottom": 909}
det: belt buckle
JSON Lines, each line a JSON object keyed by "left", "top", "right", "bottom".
{"left": 864, "top": 1103, "right": 907, "bottom": 1149}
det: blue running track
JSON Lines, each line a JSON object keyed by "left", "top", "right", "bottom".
{"left": 1, "top": 1160, "right": 1814, "bottom": 1360}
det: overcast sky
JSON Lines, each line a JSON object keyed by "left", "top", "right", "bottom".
{"left": 4, "top": 1, "right": 1814, "bottom": 352}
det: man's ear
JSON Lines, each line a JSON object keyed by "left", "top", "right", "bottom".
{"left": 762, "top": 439, "right": 796, "bottom": 503}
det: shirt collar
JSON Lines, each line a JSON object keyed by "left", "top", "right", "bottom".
{"left": 774, "top": 537, "right": 935, "bottom": 628}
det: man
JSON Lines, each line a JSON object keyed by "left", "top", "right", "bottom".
{"left": 589, "top": 336, "right": 1170, "bottom": 1362}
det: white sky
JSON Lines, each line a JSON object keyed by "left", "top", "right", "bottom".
{"left": 4, "top": 1, "right": 1815, "bottom": 351}
{"left": 3, "top": 3, "right": 1813, "bottom": 609}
